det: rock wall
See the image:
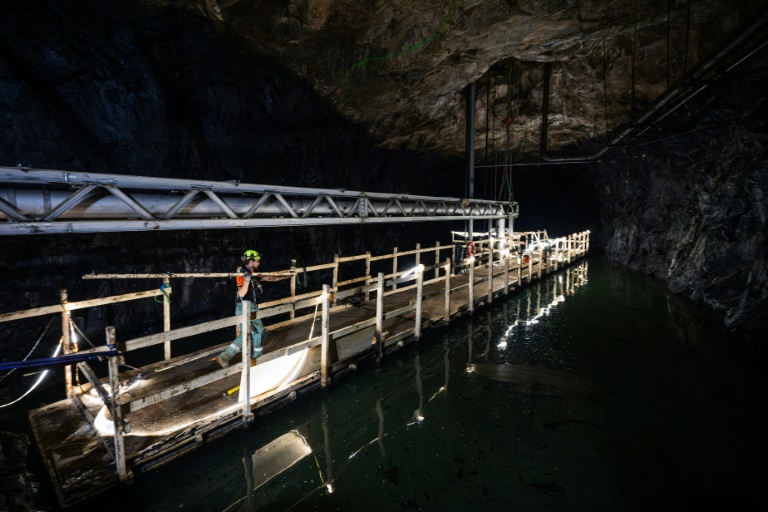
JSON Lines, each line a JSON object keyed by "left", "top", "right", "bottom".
{"left": 592, "top": 49, "right": 768, "bottom": 341}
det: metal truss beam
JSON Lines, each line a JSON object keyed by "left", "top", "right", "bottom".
{"left": 0, "top": 167, "right": 518, "bottom": 235}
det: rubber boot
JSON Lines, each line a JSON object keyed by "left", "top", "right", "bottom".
{"left": 251, "top": 332, "right": 263, "bottom": 359}
{"left": 216, "top": 343, "right": 239, "bottom": 368}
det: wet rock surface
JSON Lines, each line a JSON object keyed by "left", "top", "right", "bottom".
{"left": 592, "top": 48, "right": 768, "bottom": 341}
{"left": 0, "top": 431, "right": 44, "bottom": 512}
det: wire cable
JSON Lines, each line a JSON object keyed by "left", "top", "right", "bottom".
{"left": 0, "top": 341, "right": 61, "bottom": 409}
{"left": 0, "top": 317, "right": 54, "bottom": 385}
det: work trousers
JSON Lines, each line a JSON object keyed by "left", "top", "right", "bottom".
{"left": 220, "top": 301, "right": 265, "bottom": 361}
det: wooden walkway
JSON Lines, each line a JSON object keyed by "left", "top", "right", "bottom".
{"left": 18, "top": 230, "right": 590, "bottom": 506}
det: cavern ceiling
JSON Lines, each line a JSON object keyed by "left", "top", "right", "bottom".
{"left": 151, "top": 0, "right": 768, "bottom": 162}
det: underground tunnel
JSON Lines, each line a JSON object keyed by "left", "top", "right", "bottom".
{"left": 1, "top": 1, "right": 767, "bottom": 510}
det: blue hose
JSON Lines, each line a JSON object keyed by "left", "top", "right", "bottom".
{"left": 0, "top": 351, "right": 120, "bottom": 371}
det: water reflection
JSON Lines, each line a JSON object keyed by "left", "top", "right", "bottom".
{"left": 466, "top": 264, "right": 588, "bottom": 395}
{"left": 409, "top": 350, "right": 424, "bottom": 425}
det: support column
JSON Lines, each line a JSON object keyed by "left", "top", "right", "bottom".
{"left": 466, "top": 81, "right": 476, "bottom": 242}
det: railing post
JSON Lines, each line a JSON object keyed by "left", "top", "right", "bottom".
{"left": 504, "top": 248, "right": 510, "bottom": 294}
{"left": 240, "top": 300, "right": 253, "bottom": 425}
{"left": 392, "top": 247, "right": 398, "bottom": 290}
{"left": 321, "top": 284, "right": 330, "bottom": 391}
{"left": 415, "top": 266, "right": 423, "bottom": 340}
{"left": 469, "top": 255, "right": 475, "bottom": 313}
{"left": 487, "top": 234, "right": 494, "bottom": 304}
{"left": 517, "top": 254, "right": 521, "bottom": 288}
{"left": 365, "top": 252, "right": 371, "bottom": 301}
{"left": 528, "top": 252, "right": 533, "bottom": 283}
{"left": 375, "top": 273, "right": 384, "bottom": 364}
{"left": 163, "top": 276, "right": 171, "bottom": 360}
{"left": 434, "top": 241, "right": 440, "bottom": 280}
{"left": 415, "top": 242, "right": 421, "bottom": 269}
{"left": 332, "top": 255, "right": 339, "bottom": 303}
{"left": 444, "top": 258, "right": 451, "bottom": 323}
{"left": 61, "top": 289, "right": 72, "bottom": 396}
{"left": 290, "top": 270, "right": 297, "bottom": 320}
{"left": 536, "top": 281, "right": 542, "bottom": 315}
{"left": 537, "top": 251, "right": 543, "bottom": 280}
{"left": 106, "top": 326, "right": 130, "bottom": 482}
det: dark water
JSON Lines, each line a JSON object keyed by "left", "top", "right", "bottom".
{"left": 20, "top": 258, "right": 768, "bottom": 510}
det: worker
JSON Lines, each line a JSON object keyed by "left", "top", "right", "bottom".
{"left": 216, "top": 250, "right": 288, "bottom": 368}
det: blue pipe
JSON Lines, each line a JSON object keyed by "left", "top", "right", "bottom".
{"left": 0, "top": 351, "right": 119, "bottom": 371}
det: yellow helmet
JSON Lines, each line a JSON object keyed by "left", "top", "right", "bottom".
{"left": 242, "top": 250, "right": 261, "bottom": 262}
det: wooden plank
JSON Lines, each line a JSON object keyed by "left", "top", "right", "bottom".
{"left": 330, "top": 317, "right": 376, "bottom": 340}
{"left": 258, "top": 289, "right": 322, "bottom": 309}
{"left": 337, "top": 275, "right": 369, "bottom": 287}
{"left": 336, "top": 253, "right": 370, "bottom": 263}
{"left": 0, "top": 304, "right": 62, "bottom": 323}
{"left": 257, "top": 302, "right": 296, "bottom": 320}
{"left": 302, "top": 262, "right": 337, "bottom": 272}
{"left": 125, "top": 315, "right": 240, "bottom": 351}
{"left": 335, "top": 325, "right": 376, "bottom": 361}
{"left": 384, "top": 303, "right": 416, "bottom": 320}
{"left": 384, "top": 327, "right": 415, "bottom": 347}
{"left": 76, "top": 362, "right": 112, "bottom": 408}
{"left": 334, "top": 283, "right": 376, "bottom": 300}
{"left": 125, "top": 363, "right": 243, "bottom": 411}
{"left": 68, "top": 287, "right": 172, "bottom": 311}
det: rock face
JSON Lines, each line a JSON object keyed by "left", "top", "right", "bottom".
{"left": 145, "top": 0, "right": 766, "bottom": 159}
{"left": 0, "top": 431, "right": 42, "bottom": 512}
{"left": 592, "top": 48, "right": 768, "bottom": 339}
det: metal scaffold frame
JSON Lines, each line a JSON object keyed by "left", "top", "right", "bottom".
{"left": 0, "top": 167, "right": 518, "bottom": 235}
